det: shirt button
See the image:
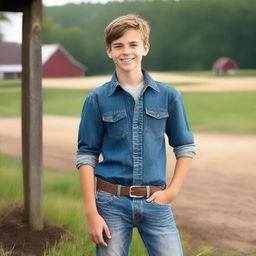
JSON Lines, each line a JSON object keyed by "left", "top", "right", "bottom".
{"left": 157, "top": 114, "right": 160, "bottom": 118}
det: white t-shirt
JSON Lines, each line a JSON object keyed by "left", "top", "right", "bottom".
{"left": 121, "top": 82, "right": 144, "bottom": 101}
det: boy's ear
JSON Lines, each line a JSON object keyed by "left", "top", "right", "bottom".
{"left": 143, "top": 43, "right": 150, "bottom": 56}
{"left": 106, "top": 47, "right": 113, "bottom": 59}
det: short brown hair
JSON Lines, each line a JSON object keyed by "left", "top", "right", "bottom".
{"left": 104, "top": 14, "right": 150, "bottom": 48}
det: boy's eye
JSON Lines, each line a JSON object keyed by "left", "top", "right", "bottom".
{"left": 114, "top": 45, "right": 122, "bottom": 48}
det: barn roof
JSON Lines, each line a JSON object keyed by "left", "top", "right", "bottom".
{"left": 0, "top": 42, "right": 21, "bottom": 65}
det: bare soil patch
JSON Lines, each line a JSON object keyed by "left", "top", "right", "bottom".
{"left": 0, "top": 116, "right": 256, "bottom": 254}
{"left": 0, "top": 203, "right": 67, "bottom": 256}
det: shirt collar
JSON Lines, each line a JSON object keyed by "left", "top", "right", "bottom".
{"left": 107, "top": 69, "right": 160, "bottom": 96}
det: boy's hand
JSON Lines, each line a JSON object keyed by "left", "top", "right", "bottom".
{"left": 86, "top": 213, "right": 111, "bottom": 247}
{"left": 146, "top": 189, "right": 178, "bottom": 205}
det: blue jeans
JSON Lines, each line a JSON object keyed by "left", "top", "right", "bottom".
{"left": 96, "top": 190, "right": 183, "bottom": 256}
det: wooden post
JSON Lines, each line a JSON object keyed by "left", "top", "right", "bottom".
{"left": 22, "top": 0, "right": 43, "bottom": 230}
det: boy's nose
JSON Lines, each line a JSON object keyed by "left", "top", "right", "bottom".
{"left": 122, "top": 46, "right": 132, "bottom": 54}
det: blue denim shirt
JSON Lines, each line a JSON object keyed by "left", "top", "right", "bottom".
{"left": 76, "top": 70, "right": 195, "bottom": 187}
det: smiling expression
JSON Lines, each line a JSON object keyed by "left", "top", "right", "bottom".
{"left": 106, "top": 29, "right": 149, "bottom": 74}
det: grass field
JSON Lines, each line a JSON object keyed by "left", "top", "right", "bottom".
{"left": 183, "top": 91, "right": 256, "bottom": 134}
{"left": 0, "top": 81, "right": 255, "bottom": 134}
{"left": 1, "top": 153, "right": 254, "bottom": 256}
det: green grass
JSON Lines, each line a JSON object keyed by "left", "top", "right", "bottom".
{"left": 1, "top": 153, "right": 255, "bottom": 256}
{"left": 0, "top": 80, "right": 20, "bottom": 89}
{"left": 43, "top": 89, "right": 90, "bottom": 116}
{"left": 0, "top": 89, "right": 21, "bottom": 117}
{"left": 165, "top": 69, "right": 256, "bottom": 77}
{"left": 183, "top": 91, "right": 256, "bottom": 134}
{"left": 0, "top": 87, "right": 91, "bottom": 117}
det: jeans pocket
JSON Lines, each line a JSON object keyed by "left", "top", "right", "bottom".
{"left": 145, "top": 107, "right": 169, "bottom": 136}
{"left": 102, "top": 109, "right": 128, "bottom": 139}
{"left": 96, "top": 190, "right": 117, "bottom": 205}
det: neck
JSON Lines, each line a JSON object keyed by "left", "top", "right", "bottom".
{"left": 116, "top": 68, "right": 144, "bottom": 87}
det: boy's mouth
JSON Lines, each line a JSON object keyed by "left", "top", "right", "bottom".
{"left": 120, "top": 58, "right": 135, "bottom": 62}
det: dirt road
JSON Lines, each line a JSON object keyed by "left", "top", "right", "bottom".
{"left": 0, "top": 116, "right": 256, "bottom": 253}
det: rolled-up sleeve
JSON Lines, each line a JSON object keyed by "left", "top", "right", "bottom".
{"left": 166, "top": 93, "right": 196, "bottom": 158}
{"left": 76, "top": 153, "right": 98, "bottom": 169}
{"left": 173, "top": 144, "right": 196, "bottom": 159}
{"left": 76, "top": 92, "right": 104, "bottom": 169}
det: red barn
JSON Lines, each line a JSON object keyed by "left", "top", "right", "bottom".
{"left": 0, "top": 42, "right": 86, "bottom": 79}
{"left": 42, "top": 44, "right": 86, "bottom": 78}
{"left": 212, "top": 57, "right": 238, "bottom": 75}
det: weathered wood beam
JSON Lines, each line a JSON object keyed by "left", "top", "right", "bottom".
{"left": 22, "top": 0, "right": 43, "bottom": 230}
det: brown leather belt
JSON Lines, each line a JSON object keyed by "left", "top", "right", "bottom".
{"left": 96, "top": 178, "right": 163, "bottom": 198}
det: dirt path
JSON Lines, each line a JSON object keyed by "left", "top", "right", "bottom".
{"left": 42, "top": 72, "right": 256, "bottom": 92}
{"left": 0, "top": 116, "right": 78, "bottom": 171}
{"left": 0, "top": 116, "right": 256, "bottom": 253}
{"left": 2, "top": 73, "right": 255, "bottom": 93}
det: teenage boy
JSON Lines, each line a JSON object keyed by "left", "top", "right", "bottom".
{"left": 77, "top": 14, "right": 195, "bottom": 256}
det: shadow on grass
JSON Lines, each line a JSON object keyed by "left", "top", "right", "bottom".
{"left": 0, "top": 203, "right": 68, "bottom": 256}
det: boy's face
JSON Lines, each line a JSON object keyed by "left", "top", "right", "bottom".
{"left": 106, "top": 29, "right": 149, "bottom": 74}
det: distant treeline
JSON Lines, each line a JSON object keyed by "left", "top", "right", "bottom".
{"left": 44, "top": 0, "right": 256, "bottom": 75}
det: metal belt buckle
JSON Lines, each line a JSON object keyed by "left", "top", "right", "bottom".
{"left": 129, "top": 185, "right": 145, "bottom": 198}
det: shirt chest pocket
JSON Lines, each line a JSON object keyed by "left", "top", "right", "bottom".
{"left": 102, "top": 109, "right": 128, "bottom": 139}
{"left": 145, "top": 107, "right": 169, "bottom": 136}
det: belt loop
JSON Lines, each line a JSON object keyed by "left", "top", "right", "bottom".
{"left": 117, "top": 185, "right": 121, "bottom": 196}
{"left": 146, "top": 185, "right": 150, "bottom": 198}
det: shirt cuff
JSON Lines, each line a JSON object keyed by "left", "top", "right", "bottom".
{"left": 76, "top": 152, "right": 98, "bottom": 169}
{"left": 173, "top": 144, "right": 196, "bottom": 159}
